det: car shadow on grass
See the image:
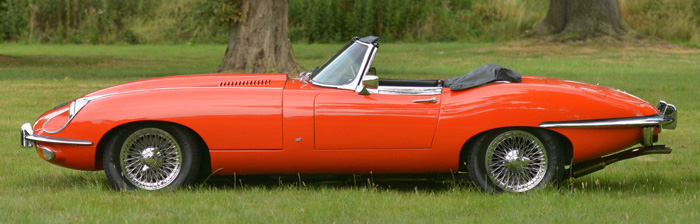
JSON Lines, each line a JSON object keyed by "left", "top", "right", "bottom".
{"left": 199, "top": 172, "right": 683, "bottom": 194}
{"left": 199, "top": 174, "right": 471, "bottom": 193}
{"left": 28, "top": 172, "right": 680, "bottom": 194}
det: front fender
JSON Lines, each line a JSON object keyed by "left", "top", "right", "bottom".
{"left": 72, "top": 87, "right": 284, "bottom": 151}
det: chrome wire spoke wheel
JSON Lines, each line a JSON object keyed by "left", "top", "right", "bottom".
{"left": 485, "top": 130, "right": 548, "bottom": 192}
{"left": 119, "top": 128, "right": 182, "bottom": 190}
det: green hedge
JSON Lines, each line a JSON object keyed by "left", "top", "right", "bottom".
{"left": 0, "top": 0, "right": 229, "bottom": 44}
{"left": 289, "top": 0, "right": 546, "bottom": 42}
{"left": 1, "top": 0, "right": 698, "bottom": 44}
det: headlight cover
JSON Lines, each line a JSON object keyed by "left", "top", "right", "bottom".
{"left": 69, "top": 98, "right": 90, "bottom": 119}
{"left": 42, "top": 98, "right": 91, "bottom": 134}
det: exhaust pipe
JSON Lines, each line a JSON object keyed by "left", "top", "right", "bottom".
{"left": 571, "top": 144, "right": 672, "bottom": 178}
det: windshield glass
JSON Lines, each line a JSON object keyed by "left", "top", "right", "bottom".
{"left": 311, "top": 42, "right": 369, "bottom": 86}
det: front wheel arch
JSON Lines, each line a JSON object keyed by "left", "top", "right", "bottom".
{"left": 95, "top": 121, "right": 211, "bottom": 175}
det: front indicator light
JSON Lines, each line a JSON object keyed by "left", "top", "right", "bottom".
{"left": 37, "top": 144, "right": 56, "bottom": 161}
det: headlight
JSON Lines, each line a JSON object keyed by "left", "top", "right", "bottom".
{"left": 68, "top": 98, "right": 90, "bottom": 119}
{"left": 43, "top": 98, "right": 91, "bottom": 134}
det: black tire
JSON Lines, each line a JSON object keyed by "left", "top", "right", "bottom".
{"left": 103, "top": 124, "right": 201, "bottom": 190}
{"left": 466, "top": 128, "right": 564, "bottom": 193}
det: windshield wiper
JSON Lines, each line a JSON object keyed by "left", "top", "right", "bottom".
{"left": 309, "top": 66, "right": 320, "bottom": 77}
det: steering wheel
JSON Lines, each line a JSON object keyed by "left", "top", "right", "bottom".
{"left": 340, "top": 65, "right": 357, "bottom": 83}
{"left": 334, "top": 65, "right": 356, "bottom": 84}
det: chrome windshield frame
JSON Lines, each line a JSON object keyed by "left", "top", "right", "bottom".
{"left": 309, "top": 41, "right": 377, "bottom": 91}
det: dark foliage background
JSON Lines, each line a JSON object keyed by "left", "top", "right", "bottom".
{"left": 0, "top": 0, "right": 698, "bottom": 44}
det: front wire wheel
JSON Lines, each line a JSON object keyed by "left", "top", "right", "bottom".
{"left": 120, "top": 128, "right": 183, "bottom": 190}
{"left": 104, "top": 124, "right": 201, "bottom": 190}
{"left": 467, "top": 129, "right": 564, "bottom": 193}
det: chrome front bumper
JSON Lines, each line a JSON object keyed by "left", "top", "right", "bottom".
{"left": 20, "top": 123, "right": 93, "bottom": 148}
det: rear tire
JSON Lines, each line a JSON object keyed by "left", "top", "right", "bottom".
{"left": 103, "top": 124, "right": 201, "bottom": 190}
{"left": 466, "top": 128, "right": 564, "bottom": 193}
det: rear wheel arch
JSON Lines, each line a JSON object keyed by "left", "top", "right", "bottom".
{"left": 545, "top": 128, "right": 573, "bottom": 169}
{"left": 459, "top": 127, "right": 572, "bottom": 172}
{"left": 95, "top": 121, "right": 211, "bottom": 175}
{"left": 458, "top": 127, "right": 573, "bottom": 192}
{"left": 463, "top": 127, "right": 568, "bottom": 192}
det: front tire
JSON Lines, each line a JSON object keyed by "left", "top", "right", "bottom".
{"left": 103, "top": 124, "right": 201, "bottom": 190}
{"left": 466, "top": 129, "right": 564, "bottom": 192}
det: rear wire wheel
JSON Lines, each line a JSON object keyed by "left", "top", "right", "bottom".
{"left": 467, "top": 129, "right": 564, "bottom": 193}
{"left": 103, "top": 124, "right": 201, "bottom": 190}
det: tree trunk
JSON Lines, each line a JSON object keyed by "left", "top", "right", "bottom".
{"left": 217, "top": 0, "right": 303, "bottom": 75}
{"left": 533, "top": 0, "right": 638, "bottom": 41}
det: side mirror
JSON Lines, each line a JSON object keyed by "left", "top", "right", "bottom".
{"left": 367, "top": 67, "right": 376, "bottom": 76}
{"left": 359, "top": 74, "right": 379, "bottom": 95}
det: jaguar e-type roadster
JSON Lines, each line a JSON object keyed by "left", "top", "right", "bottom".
{"left": 20, "top": 36, "right": 677, "bottom": 192}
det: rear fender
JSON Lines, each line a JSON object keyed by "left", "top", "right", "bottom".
{"left": 437, "top": 82, "right": 656, "bottom": 164}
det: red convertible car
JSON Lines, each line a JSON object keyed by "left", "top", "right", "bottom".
{"left": 20, "top": 36, "right": 677, "bottom": 192}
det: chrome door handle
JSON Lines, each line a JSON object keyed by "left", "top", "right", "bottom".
{"left": 412, "top": 97, "right": 437, "bottom": 103}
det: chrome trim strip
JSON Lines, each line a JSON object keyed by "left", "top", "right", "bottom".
{"left": 538, "top": 113, "right": 674, "bottom": 128}
{"left": 25, "top": 134, "right": 93, "bottom": 146}
{"left": 42, "top": 108, "right": 72, "bottom": 134}
{"left": 412, "top": 97, "right": 438, "bottom": 103}
{"left": 378, "top": 86, "right": 442, "bottom": 95}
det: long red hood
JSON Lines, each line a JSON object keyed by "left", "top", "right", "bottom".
{"left": 84, "top": 73, "right": 288, "bottom": 97}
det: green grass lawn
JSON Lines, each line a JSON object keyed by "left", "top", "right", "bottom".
{"left": 1, "top": 42, "right": 699, "bottom": 223}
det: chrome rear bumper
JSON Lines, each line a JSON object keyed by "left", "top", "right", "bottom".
{"left": 539, "top": 100, "right": 676, "bottom": 129}
{"left": 538, "top": 100, "right": 677, "bottom": 147}
{"left": 538, "top": 113, "right": 674, "bottom": 128}
{"left": 539, "top": 100, "right": 678, "bottom": 129}
{"left": 20, "top": 123, "right": 93, "bottom": 148}
{"left": 656, "top": 100, "right": 677, "bottom": 129}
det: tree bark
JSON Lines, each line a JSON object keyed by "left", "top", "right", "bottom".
{"left": 217, "top": 0, "right": 303, "bottom": 75}
{"left": 533, "top": 0, "right": 638, "bottom": 41}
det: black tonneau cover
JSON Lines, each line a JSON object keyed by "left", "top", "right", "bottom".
{"left": 444, "top": 64, "right": 522, "bottom": 91}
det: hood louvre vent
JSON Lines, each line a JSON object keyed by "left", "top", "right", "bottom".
{"left": 219, "top": 79, "right": 271, "bottom": 87}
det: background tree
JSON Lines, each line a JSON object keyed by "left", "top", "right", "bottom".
{"left": 532, "top": 0, "right": 639, "bottom": 41}
{"left": 216, "top": 0, "right": 302, "bottom": 75}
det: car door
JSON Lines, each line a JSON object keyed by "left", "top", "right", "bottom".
{"left": 314, "top": 90, "right": 441, "bottom": 150}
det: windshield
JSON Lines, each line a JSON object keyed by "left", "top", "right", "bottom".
{"left": 311, "top": 42, "right": 370, "bottom": 86}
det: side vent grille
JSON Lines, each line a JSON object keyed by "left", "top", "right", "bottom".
{"left": 219, "top": 79, "right": 271, "bottom": 87}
